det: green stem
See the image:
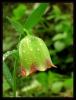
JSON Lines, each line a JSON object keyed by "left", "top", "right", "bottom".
{"left": 23, "top": 28, "right": 33, "bottom": 36}
{"left": 13, "top": 59, "right": 16, "bottom": 97}
{"left": 23, "top": 28, "right": 30, "bottom": 36}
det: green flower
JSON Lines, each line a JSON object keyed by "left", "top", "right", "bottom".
{"left": 19, "top": 35, "right": 56, "bottom": 77}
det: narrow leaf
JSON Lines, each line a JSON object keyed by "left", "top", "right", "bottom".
{"left": 52, "top": 33, "right": 67, "bottom": 41}
{"left": 7, "top": 17, "right": 31, "bottom": 36}
{"left": 7, "top": 17, "right": 24, "bottom": 35}
{"left": 24, "top": 3, "right": 48, "bottom": 30}
{"left": 3, "top": 62, "right": 13, "bottom": 88}
{"left": 3, "top": 50, "right": 17, "bottom": 61}
{"left": 3, "top": 77, "right": 10, "bottom": 91}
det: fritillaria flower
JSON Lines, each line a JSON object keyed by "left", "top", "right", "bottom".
{"left": 19, "top": 35, "right": 56, "bottom": 77}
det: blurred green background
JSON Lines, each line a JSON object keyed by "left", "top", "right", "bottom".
{"left": 3, "top": 3, "right": 73, "bottom": 97}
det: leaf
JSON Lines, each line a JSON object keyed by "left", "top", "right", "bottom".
{"left": 51, "top": 82, "right": 63, "bottom": 94}
{"left": 52, "top": 33, "right": 67, "bottom": 41}
{"left": 7, "top": 17, "right": 24, "bottom": 35}
{"left": 12, "top": 4, "right": 26, "bottom": 21}
{"left": 3, "top": 49, "right": 19, "bottom": 90}
{"left": 7, "top": 17, "right": 32, "bottom": 36}
{"left": 21, "top": 80, "right": 41, "bottom": 92}
{"left": 48, "top": 71, "right": 64, "bottom": 83}
{"left": 46, "top": 15, "right": 54, "bottom": 20}
{"left": 24, "top": 3, "right": 48, "bottom": 30}
{"left": 53, "top": 5, "right": 61, "bottom": 16}
{"left": 54, "top": 41, "right": 66, "bottom": 52}
{"left": 63, "top": 78, "right": 73, "bottom": 89}
{"left": 36, "top": 72, "right": 48, "bottom": 88}
{"left": 3, "top": 41, "right": 16, "bottom": 52}
{"left": 3, "top": 62, "right": 13, "bottom": 88}
{"left": 3, "top": 77, "right": 10, "bottom": 91}
{"left": 3, "top": 49, "right": 18, "bottom": 61}
{"left": 48, "top": 5, "right": 61, "bottom": 20}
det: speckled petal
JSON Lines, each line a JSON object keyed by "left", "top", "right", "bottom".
{"left": 19, "top": 35, "right": 56, "bottom": 77}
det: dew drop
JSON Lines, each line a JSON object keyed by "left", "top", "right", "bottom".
{"left": 40, "top": 43, "right": 42, "bottom": 46}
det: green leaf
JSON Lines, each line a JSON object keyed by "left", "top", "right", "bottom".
{"left": 24, "top": 3, "right": 48, "bottom": 30}
{"left": 7, "top": 17, "right": 32, "bottom": 36}
{"left": 48, "top": 5, "right": 61, "bottom": 20}
{"left": 36, "top": 72, "right": 48, "bottom": 88}
{"left": 3, "top": 78, "right": 10, "bottom": 91}
{"left": 52, "top": 33, "right": 67, "bottom": 41}
{"left": 54, "top": 41, "right": 66, "bottom": 52}
{"left": 46, "top": 15, "right": 54, "bottom": 20}
{"left": 7, "top": 17, "right": 24, "bottom": 35}
{"left": 3, "top": 62, "right": 13, "bottom": 88}
{"left": 3, "top": 49, "right": 19, "bottom": 90}
{"left": 3, "top": 50, "right": 17, "bottom": 61}
{"left": 51, "top": 82, "right": 63, "bottom": 94}
{"left": 48, "top": 71, "right": 64, "bottom": 83}
{"left": 53, "top": 5, "right": 61, "bottom": 16}
{"left": 64, "top": 78, "right": 73, "bottom": 89}
{"left": 21, "top": 80, "right": 40, "bottom": 92}
{"left": 12, "top": 4, "right": 26, "bottom": 21}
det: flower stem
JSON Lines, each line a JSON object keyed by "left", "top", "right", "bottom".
{"left": 13, "top": 59, "right": 16, "bottom": 97}
{"left": 23, "top": 28, "right": 33, "bottom": 36}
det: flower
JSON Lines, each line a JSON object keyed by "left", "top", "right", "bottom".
{"left": 19, "top": 35, "right": 56, "bottom": 77}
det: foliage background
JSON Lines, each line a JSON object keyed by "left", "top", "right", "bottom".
{"left": 3, "top": 3, "right": 73, "bottom": 97}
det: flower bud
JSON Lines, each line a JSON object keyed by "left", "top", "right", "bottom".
{"left": 19, "top": 35, "right": 56, "bottom": 77}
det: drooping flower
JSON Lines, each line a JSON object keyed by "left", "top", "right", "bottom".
{"left": 19, "top": 35, "right": 56, "bottom": 77}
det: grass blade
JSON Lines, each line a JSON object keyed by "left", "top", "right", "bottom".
{"left": 7, "top": 17, "right": 25, "bottom": 35}
{"left": 3, "top": 62, "right": 13, "bottom": 88}
{"left": 3, "top": 77, "right": 10, "bottom": 92}
{"left": 13, "top": 59, "right": 17, "bottom": 97}
{"left": 24, "top": 3, "right": 48, "bottom": 30}
{"left": 3, "top": 50, "right": 17, "bottom": 61}
{"left": 7, "top": 17, "right": 32, "bottom": 36}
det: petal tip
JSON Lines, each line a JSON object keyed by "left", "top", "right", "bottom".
{"left": 51, "top": 64, "right": 57, "bottom": 68}
{"left": 46, "top": 59, "right": 57, "bottom": 69}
